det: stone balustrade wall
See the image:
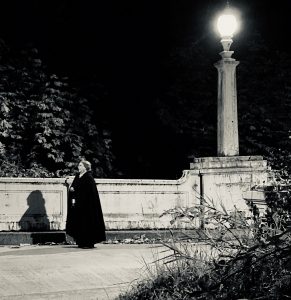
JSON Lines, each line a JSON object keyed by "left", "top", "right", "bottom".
{"left": 0, "top": 156, "right": 269, "bottom": 231}
{"left": 0, "top": 171, "right": 199, "bottom": 231}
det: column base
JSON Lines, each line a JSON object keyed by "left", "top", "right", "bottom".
{"left": 189, "top": 156, "right": 268, "bottom": 213}
{"left": 190, "top": 155, "right": 267, "bottom": 171}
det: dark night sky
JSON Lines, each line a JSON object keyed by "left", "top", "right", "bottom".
{"left": 0, "top": 0, "right": 291, "bottom": 178}
{"left": 1, "top": 0, "right": 290, "bottom": 80}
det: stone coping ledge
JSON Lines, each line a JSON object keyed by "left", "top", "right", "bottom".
{"left": 0, "top": 171, "right": 190, "bottom": 185}
{"left": 0, "top": 178, "right": 67, "bottom": 184}
{"left": 193, "top": 155, "right": 265, "bottom": 163}
{"left": 191, "top": 155, "right": 267, "bottom": 170}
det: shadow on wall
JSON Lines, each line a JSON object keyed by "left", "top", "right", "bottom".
{"left": 19, "top": 190, "right": 50, "bottom": 231}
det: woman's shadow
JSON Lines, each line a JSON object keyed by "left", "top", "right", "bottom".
{"left": 19, "top": 190, "right": 50, "bottom": 232}
{"left": 19, "top": 190, "right": 67, "bottom": 244}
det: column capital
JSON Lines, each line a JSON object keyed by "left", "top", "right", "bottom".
{"left": 214, "top": 58, "right": 240, "bottom": 69}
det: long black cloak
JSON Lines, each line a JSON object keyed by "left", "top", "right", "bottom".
{"left": 66, "top": 171, "right": 106, "bottom": 244}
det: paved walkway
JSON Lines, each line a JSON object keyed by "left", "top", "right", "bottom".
{"left": 0, "top": 244, "right": 167, "bottom": 300}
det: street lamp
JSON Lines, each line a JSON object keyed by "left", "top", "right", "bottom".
{"left": 190, "top": 5, "right": 268, "bottom": 219}
{"left": 214, "top": 5, "right": 240, "bottom": 156}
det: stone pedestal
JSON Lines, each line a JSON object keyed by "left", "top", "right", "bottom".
{"left": 190, "top": 156, "right": 268, "bottom": 213}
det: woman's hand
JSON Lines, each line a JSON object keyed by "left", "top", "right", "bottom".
{"left": 69, "top": 187, "right": 75, "bottom": 192}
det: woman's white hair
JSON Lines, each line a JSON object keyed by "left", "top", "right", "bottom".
{"left": 80, "top": 160, "right": 91, "bottom": 171}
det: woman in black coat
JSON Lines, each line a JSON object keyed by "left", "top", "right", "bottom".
{"left": 66, "top": 160, "right": 106, "bottom": 248}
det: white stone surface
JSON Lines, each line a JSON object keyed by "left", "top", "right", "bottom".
{"left": 190, "top": 156, "right": 268, "bottom": 213}
{"left": 0, "top": 171, "right": 199, "bottom": 230}
{"left": 0, "top": 156, "right": 268, "bottom": 231}
{"left": 0, "top": 178, "right": 67, "bottom": 231}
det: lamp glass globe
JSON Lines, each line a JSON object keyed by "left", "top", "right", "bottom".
{"left": 217, "top": 14, "right": 238, "bottom": 37}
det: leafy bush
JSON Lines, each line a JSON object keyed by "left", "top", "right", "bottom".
{"left": 0, "top": 41, "right": 115, "bottom": 177}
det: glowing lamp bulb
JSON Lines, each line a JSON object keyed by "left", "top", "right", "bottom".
{"left": 217, "top": 14, "right": 238, "bottom": 38}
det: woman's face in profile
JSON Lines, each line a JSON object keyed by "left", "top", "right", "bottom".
{"left": 78, "top": 162, "right": 86, "bottom": 174}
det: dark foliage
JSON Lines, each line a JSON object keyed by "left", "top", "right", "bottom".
{"left": 119, "top": 197, "right": 291, "bottom": 300}
{"left": 155, "top": 29, "right": 291, "bottom": 176}
{"left": 1, "top": 28, "right": 291, "bottom": 179}
{"left": 0, "top": 40, "right": 116, "bottom": 177}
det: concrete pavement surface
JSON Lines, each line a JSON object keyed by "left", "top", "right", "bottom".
{"left": 0, "top": 244, "right": 167, "bottom": 300}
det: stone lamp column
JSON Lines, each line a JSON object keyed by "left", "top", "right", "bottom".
{"left": 215, "top": 12, "right": 239, "bottom": 156}
{"left": 189, "top": 7, "right": 268, "bottom": 218}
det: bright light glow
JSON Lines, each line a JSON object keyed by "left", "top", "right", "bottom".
{"left": 217, "top": 14, "right": 238, "bottom": 37}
